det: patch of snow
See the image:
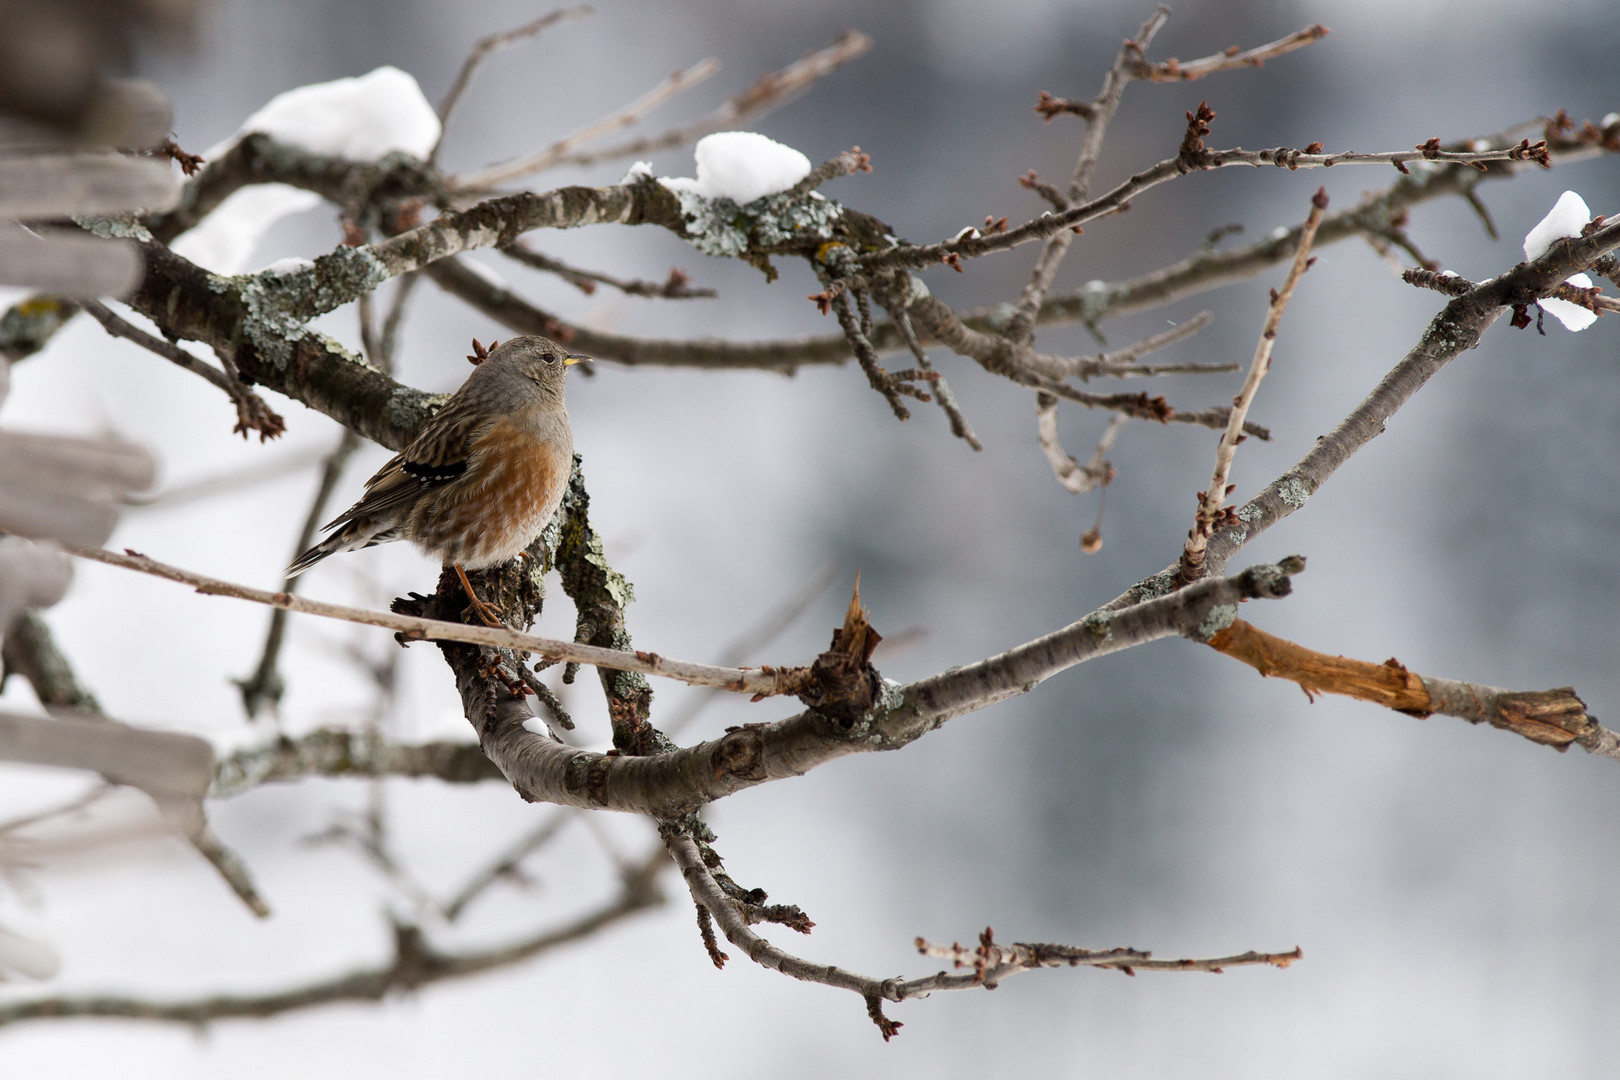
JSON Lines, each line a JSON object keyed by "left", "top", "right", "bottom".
{"left": 1524, "top": 191, "right": 1599, "bottom": 331}
{"left": 171, "top": 183, "right": 321, "bottom": 275}
{"left": 619, "top": 160, "right": 654, "bottom": 184}
{"left": 520, "top": 716, "right": 547, "bottom": 736}
{"left": 1524, "top": 190, "right": 1591, "bottom": 260}
{"left": 658, "top": 132, "right": 811, "bottom": 205}
{"left": 210, "top": 66, "right": 440, "bottom": 162}
{"left": 1542, "top": 272, "right": 1598, "bottom": 332}
{"left": 262, "top": 257, "right": 314, "bottom": 276}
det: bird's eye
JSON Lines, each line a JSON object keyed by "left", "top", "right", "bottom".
{"left": 541, "top": 354, "right": 556, "bottom": 365}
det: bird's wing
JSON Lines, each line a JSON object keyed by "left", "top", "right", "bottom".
{"left": 321, "top": 397, "right": 491, "bottom": 530}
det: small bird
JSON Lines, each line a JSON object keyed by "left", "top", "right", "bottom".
{"left": 287, "top": 335, "right": 588, "bottom": 624}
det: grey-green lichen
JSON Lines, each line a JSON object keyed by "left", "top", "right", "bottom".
{"left": 1275, "top": 474, "right": 1312, "bottom": 509}
{"left": 1079, "top": 611, "right": 1114, "bottom": 643}
{"left": 662, "top": 182, "right": 844, "bottom": 261}
{"left": 233, "top": 246, "right": 388, "bottom": 370}
{"left": 1196, "top": 601, "right": 1239, "bottom": 640}
{"left": 1134, "top": 570, "right": 1179, "bottom": 602}
{"left": 71, "top": 213, "right": 153, "bottom": 242}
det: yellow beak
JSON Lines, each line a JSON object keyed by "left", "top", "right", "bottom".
{"left": 563, "top": 354, "right": 592, "bottom": 366}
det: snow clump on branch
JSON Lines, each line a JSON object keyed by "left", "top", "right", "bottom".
{"left": 659, "top": 132, "right": 812, "bottom": 205}
{"left": 1523, "top": 190, "right": 1598, "bottom": 332}
{"left": 208, "top": 65, "right": 441, "bottom": 163}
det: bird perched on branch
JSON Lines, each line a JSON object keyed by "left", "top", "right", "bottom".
{"left": 287, "top": 335, "right": 589, "bottom": 624}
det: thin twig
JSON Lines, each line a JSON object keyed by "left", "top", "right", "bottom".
{"left": 1127, "top": 23, "right": 1329, "bottom": 82}
{"left": 553, "top": 32, "right": 873, "bottom": 168}
{"left": 1055, "top": 311, "right": 1215, "bottom": 380}
{"left": 455, "top": 60, "right": 720, "bottom": 190}
{"left": 882, "top": 295, "right": 980, "bottom": 448}
{"left": 667, "top": 829, "right": 1296, "bottom": 1041}
{"left": 664, "top": 565, "right": 840, "bottom": 737}
{"left": 915, "top": 929, "right": 1301, "bottom": 982}
{"left": 1004, "top": 6, "right": 1171, "bottom": 345}
{"left": 79, "top": 300, "right": 285, "bottom": 441}
{"left": 123, "top": 447, "right": 331, "bottom": 509}
{"left": 442, "top": 810, "right": 574, "bottom": 921}
{"left": 0, "top": 848, "right": 666, "bottom": 1028}
{"left": 1179, "top": 188, "right": 1326, "bottom": 583}
{"left": 236, "top": 430, "right": 363, "bottom": 719}
{"left": 0, "top": 621, "right": 270, "bottom": 916}
{"left": 64, "top": 545, "right": 807, "bottom": 698}
{"left": 431, "top": 7, "right": 593, "bottom": 164}
{"left": 833, "top": 288, "right": 912, "bottom": 421}
{"left": 1021, "top": 376, "right": 1271, "bottom": 439}
{"left": 376, "top": 273, "right": 420, "bottom": 366}
{"left": 1036, "top": 399, "right": 1124, "bottom": 495}
{"left": 862, "top": 140, "right": 1551, "bottom": 276}
{"left": 500, "top": 243, "right": 715, "bottom": 299}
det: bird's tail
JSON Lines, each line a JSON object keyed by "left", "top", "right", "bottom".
{"left": 285, "top": 534, "right": 347, "bottom": 578}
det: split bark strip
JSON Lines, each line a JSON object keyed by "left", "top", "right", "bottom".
{"left": 1207, "top": 618, "right": 1615, "bottom": 758}
{"left": 1179, "top": 187, "right": 1326, "bottom": 583}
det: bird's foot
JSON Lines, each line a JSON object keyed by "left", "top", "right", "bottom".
{"left": 453, "top": 563, "right": 507, "bottom": 628}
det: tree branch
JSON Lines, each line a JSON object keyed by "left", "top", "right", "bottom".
{"left": 1207, "top": 619, "right": 1612, "bottom": 759}
{"left": 0, "top": 849, "right": 665, "bottom": 1029}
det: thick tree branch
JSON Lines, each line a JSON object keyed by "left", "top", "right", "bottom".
{"left": 471, "top": 559, "right": 1302, "bottom": 817}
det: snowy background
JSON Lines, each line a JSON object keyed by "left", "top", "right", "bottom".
{"left": 3, "top": 0, "right": 1619, "bottom": 1076}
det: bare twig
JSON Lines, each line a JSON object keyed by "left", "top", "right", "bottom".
{"left": 553, "top": 32, "right": 873, "bottom": 168}
{"left": 1036, "top": 400, "right": 1124, "bottom": 495}
{"left": 1127, "top": 23, "right": 1330, "bottom": 82}
{"left": 455, "top": 60, "right": 721, "bottom": 190}
{"left": 664, "top": 564, "right": 840, "bottom": 737}
{"left": 0, "top": 849, "right": 666, "bottom": 1028}
{"left": 64, "top": 545, "right": 809, "bottom": 698}
{"left": 1022, "top": 376, "right": 1271, "bottom": 439}
{"left": 237, "top": 430, "right": 362, "bottom": 719}
{"left": 1004, "top": 6, "right": 1171, "bottom": 346}
{"left": 667, "top": 830, "right": 1297, "bottom": 1040}
{"left": 432, "top": 7, "right": 593, "bottom": 163}
{"left": 78, "top": 300, "right": 285, "bottom": 441}
{"left": 1045, "top": 310, "right": 1217, "bottom": 380}
{"left": 863, "top": 140, "right": 1552, "bottom": 276}
{"left": 500, "top": 242, "right": 715, "bottom": 299}
{"left": 442, "top": 810, "right": 573, "bottom": 921}
{"left": 882, "top": 294, "right": 980, "bottom": 448}
{"left": 833, "top": 288, "right": 913, "bottom": 421}
{"left": 1180, "top": 188, "right": 1326, "bottom": 583}
{"left": 915, "top": 928, "right": 1300, "bottom": 982}
{"left": 124, "top": 447, "right": 331, "bottom": 509}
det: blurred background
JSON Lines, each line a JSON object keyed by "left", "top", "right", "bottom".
{"left": 1, "top": 0, "right": 1618, "bottom": 1076}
